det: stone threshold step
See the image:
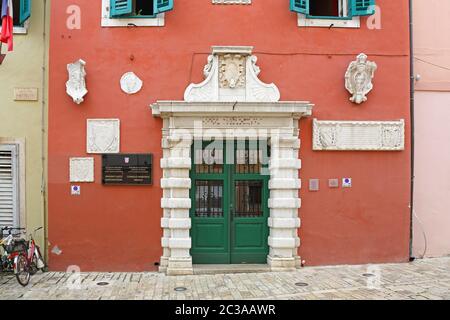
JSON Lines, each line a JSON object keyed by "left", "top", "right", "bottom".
{"left": 193, "top": 264, "right": 270, "bottom": 275}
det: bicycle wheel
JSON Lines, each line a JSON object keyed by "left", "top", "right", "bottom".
{"left": 15, "top": 254, "right": 30, "bottom": 287}
{"left": 29, "top": 255, "right": 38, "bottom": 275}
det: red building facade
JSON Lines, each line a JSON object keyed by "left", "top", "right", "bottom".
{"left": 48, "top": 0, "right": 411, "bottom": 273}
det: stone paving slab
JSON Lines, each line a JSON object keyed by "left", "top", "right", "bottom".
{"left": 0, "top": 257, "right": 449, "bottom": 300}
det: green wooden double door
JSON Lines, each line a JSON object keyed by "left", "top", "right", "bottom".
{"left": 190, "top": 140, "right": 269, "bottom": 264}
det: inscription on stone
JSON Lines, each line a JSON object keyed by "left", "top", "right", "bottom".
{"left": 14, "top": 88, "right": 38, "bottom": 101}
{"left": 102, "top": 154, "right": 152, "bottom": 185}
{"left": 313, "top": 119, "right": 405, "bottom": 151}
{"left": 203, "top": 117, "right": 262, "bottom": 127}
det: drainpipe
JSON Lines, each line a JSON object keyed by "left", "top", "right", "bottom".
{"left": 409, "top": 0, "right": 415, "bottom": 260}
{"left": 41, "top": 0, "right": 48, "bottom": 261}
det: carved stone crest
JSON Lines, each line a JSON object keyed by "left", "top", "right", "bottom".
{"left": 66, "top": 59, "right": 88, "bottom": 104}
{"left": 219, "top": 54, "right": 246, "bottom": 89}
{"left": 120, "top": 72, "right": 143, "bottom": 94}
{"left": 70, "top": 157, "right": 94, "bottom": 182}
{"left": 184, "top": 46, "right": 280, "bottom": 103}
{"left": 345, "top": 53, "right": 377, "bottom": 104}
{"left": 313, "top": 119, "right": 404, "bottom": 151}
{"left": 87, "top": 119, "right": 120, "bottom": 154}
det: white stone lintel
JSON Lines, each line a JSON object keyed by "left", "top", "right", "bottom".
{"left": 269, "top": 158, "right": 302, "bottom": 170}
{"left": 268, "top": 218, "right": 301, "bottom": 229}
{"left": 161, "top": 218, "right": 191, "bottom": 229}
{"left": 161, "top": 178, "right": 191, "bottom": 189}
{"left": 168, "top": 238, "right": 192, "bottom": 249}
{"left": 268, "top": 237, "right": 296, "bottom": 249}
{"left": 268, "top": 198, "right": 301, "bottom": 209}
{"left": 160, "top": 158, "right": 192, "bottom": 169}
{"left": 151, "top": 101, "right": 313, "bottom": 119}
{"left": 269, "top": 179, "right": 301, "bottom": 190}
{"left": 161, "top": 198, "right": 191, "bottom": 209}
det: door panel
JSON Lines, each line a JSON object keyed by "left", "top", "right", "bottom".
{"left": 190, "top": 140, "right": 269, "bottom": 264}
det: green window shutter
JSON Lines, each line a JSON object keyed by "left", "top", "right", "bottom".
{"left": 290, "top": 0, "right": 309, "bottom": 15}
{"left": 110, "top": 0, "right": 132, "bottom": 17}
{"left": 19, "top": 0, "right": 31, "bottom": 24}
{"left": 154, "top": 0, "right": 174, "bottom": 14}
{"left": 350, "top": 0, "right": 376, "bottom": 16}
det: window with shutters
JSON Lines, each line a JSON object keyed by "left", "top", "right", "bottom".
{"left": 0, "top": 0, "right": 31, "bottom": 34}
{"left": 101, "top": 0, "right": 173, "bottom": 27}
{"left": 290, "top": 0, "right": 376, "bottom": 28}
{"left": 0, "top": 145, "right": 20, "bottom": 229}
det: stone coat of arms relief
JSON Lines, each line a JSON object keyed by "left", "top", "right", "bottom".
{"left": 66, "top": 59, "right": 88, "bottom": 105}
{"left": 345, "top": 53, "right": 377, "bottom": 104}
{"left": 184, "top": 46, "right": 280, "bottom": 102}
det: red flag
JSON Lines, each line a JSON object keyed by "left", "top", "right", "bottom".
{"left": 1, "top": 0, "right": 14, "bottom": 52}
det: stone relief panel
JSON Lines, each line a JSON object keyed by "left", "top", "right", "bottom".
{"left": 345, "top": 53, "right": 377, "bottom": 104}
{"left": 70, "top": 157, "right": 94, "bottom": 182}
{"left": 202, "top": 117, "right": 262, "bottom": 127}
{"left": 87, "top": 119, "right": 120, "bottom": 154}
{"left": 120, "top": 72, "right": 143, "bottom": 94}
{"left": 219, "top": 54, "right": 246, "bottom": 89}
{"left": 184, "top": 46, "right": 280, "bottom": 103}
{"left": 313, "top": 119, "right": 405, "bottom": 151}
{"left": 66, "top": 59, "right": 88, "bottom": 105}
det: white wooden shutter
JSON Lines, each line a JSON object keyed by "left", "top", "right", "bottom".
{"left": 0, "top": 145, "right": 19, "bottom": 228}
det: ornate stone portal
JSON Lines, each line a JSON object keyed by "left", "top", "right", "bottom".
{"left": 151, "top": 46, "right": 313, "bottom": 275}
{"left": 345, "top": 53, "right": 377, "bottom": 104}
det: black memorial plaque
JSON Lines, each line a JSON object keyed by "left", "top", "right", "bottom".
{"left": 102, "top": 154, "right": 153, "bottom": 185}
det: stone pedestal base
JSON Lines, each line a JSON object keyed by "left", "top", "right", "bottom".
{"left": 295, "top": 256, "right": 302, "bottom": 269}
{"left": 158, "top": 256, "right": 169, "bottom": 273}
{"left": 166, "top": 257, "right": 194, "bottom": 276}
{"left": 267, "top": 256, "right": 297, "bottom": 272}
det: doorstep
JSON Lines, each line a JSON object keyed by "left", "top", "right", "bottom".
{"left": 193, "top": 264, "right": 270, "bottom": 275}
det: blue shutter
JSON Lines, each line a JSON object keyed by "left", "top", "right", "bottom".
{"left": 110, "top": 0, "right": 132, "bottom": 17}
{"left": 154, "top": 0, "right": 174, "bottom": 14}
{"left": 19, "top": 0, "right": 31, "bottom": 24}
{"left": 290, "top": 0, "right": 309, "bottom": 15}
{"left": 350, "top": 0, "right": 376, "bottom": 16}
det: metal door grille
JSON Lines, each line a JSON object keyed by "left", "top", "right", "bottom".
{"left": 234, "top": 180, "right": 263, "bottom": 218}
{"left": 195, "top": 180, "right": 224, "bottom": 218}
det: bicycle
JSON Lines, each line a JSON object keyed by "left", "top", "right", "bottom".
{"left": 0, "top": 226, "right": 47, "bottom": 286}
{"left": 14, "top": 227, "right": 47, "bottom": 286}
{"left": 0, "top": 227, "right": 28, "bottom": 280}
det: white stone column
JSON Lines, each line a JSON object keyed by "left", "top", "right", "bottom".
{"left": 267, "top": 135, "right": 302, "bottom": 271}
{"left": 160, "top": 132, "right": 193, "bottom": 275}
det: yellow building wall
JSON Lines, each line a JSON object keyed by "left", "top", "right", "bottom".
{"left": 0, "top": 0, "right": 49, "bottom": 251}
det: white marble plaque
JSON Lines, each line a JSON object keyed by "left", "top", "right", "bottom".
{"left": 120, "top": 72, "right": 143, "bottom": 94}
{"left": 87, "top": 119, "right": 120, "bottom": 154}
{"left": 14, "top": 88, "right": 38, "bottom": 101}
{"left": 313, "top": 119, "right": 405, "bottom": 151}
{"left": 70, "top": 157, "right": 94, "bottom": 182}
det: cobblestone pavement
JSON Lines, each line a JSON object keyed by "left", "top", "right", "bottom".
{"left": 1, "top": 257, "right": 450, "bottom": 300}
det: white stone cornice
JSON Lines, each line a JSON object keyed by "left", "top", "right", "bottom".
{"left": 151, "top": 101, "right": 313, "bottom": 119}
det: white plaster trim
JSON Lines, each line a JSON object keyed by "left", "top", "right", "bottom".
{"left": 297, "top": 14, "right": 360, "bottom": 28}
{"left": 101, "top": 0, "right": 165, "bottom": 27}
{"left": 313, "top": 119, "right": 405, "bottom": 151}
{"left": 0, "top": 20, "right": 29, "bottom": 35}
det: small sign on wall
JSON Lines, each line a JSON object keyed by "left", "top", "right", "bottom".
{"left": 71, "top": 185, "right": 81, "bottom": 195}
{"left": 14, "top": 88, "right": 39, "bottom": 101}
